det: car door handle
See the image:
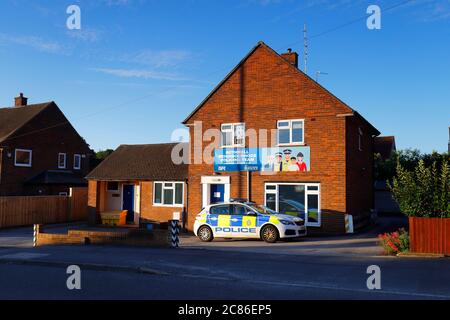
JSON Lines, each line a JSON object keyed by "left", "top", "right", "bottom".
{"left": 231, "top": 219, "right": 239, "bottom": 222}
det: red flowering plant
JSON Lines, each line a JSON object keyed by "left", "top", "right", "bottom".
{"left": 378, "top": 228, "right": 409, "bottom": 255}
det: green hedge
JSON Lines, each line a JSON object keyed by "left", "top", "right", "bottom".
{"left": 390, "top": 160, "right": 450, "bottom": 218}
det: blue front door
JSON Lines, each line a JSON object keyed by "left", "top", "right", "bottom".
{"left": 210, "top": 184, "right": 225, "bottom": 204}
{"left": 123, "top": 185, "right": 134, "bottom": 222}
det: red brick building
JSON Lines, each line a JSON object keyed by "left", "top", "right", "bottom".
{"left": 86, "top": 144, "right": 188, "bottom": 227}
{"left": 0, "top": 94, "right": 92, "bottom": 196}
{"left": 182, "top": 42, "right": 380, "bottom": 234}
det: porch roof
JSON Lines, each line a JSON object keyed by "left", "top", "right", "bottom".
{"left": 86, "top": 143, "right": 188, "bottom": 181}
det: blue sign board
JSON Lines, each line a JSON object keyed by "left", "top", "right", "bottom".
{"left": 214, "top": 148, "right": 261, "bottom": 172}
{"left": 214, "top": 147, "right": 311, "bottom": 173}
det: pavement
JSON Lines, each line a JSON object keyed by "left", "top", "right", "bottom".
{"left": 1, "top": 215, "right": 449, "bottom": 300}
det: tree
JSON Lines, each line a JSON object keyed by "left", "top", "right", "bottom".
{"left": 90, "top": 149, "right": 114, "bottom": 169}
{"left": 390, "top": 159, "right": 450, "bottom": 218}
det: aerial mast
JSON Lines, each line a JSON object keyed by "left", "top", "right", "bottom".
{"left": 303, "top": 24, "right": 308, "bottom": 74}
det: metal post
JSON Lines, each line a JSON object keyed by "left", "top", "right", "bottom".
{"left": 33, "top": 224, "right": 38, "bottom": 248}
{"left": 169, "top": 220, "right": 180, "bottom": 248}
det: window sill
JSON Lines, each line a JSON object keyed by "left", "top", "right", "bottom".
{"left": 276, "top": 143, "right": 306, "bottom": 147}
{"left": 220, "top": 145, "right": 245, "bottom": 149}
{"left": 14, "top": 164, "right": 32, "bottom": 168}
{"left": 153, "top": 204, "right": 184, "bottom": 208}
{"left": 306, "top": 223, "right": 321, "bottom": 228}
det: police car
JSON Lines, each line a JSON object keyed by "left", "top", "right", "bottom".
{"left": 194, "top": 199, "right": 307, "bottom": 243}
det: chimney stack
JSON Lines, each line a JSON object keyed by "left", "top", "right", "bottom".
{"left": 281, "top": 48, "right": 299, "bottom": 68}
{"left": 14, "top": 93, "right": 28, "bottom": 107}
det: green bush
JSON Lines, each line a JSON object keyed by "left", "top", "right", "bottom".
{"left": 389, "top": 160, "right": 450, "bottom": 218}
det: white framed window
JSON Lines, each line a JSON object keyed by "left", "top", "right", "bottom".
{"left": 264, "top": 182, "right": 321, "bottom": 227}
{"left": 221, "top": 123, "right": 245, "bottom": 148}
{"left": 73, "top": 154, "right": 81, "bottom": 170}
{"left": 358, "top": 127, "right": 363, "bottom": 151}
{"left": 154, "top": 182, "right": 184, "bottom": 207}
{"left": 14, "top": 149, "right": 32, "bottom": 167}
{"left": 58, "top": 153, "right": 67, "bottom": 169}
{"left": 277, "top": 119, "right": 304, "bottom": 146}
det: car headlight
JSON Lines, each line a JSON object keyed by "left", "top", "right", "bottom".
{"left": 280, "top": 220, "right": 295, "bottom": 226}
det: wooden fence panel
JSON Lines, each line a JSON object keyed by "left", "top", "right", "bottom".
{"left": 0, "top": 188, "right": 88, "bottom": 229}
{"left": 409, "top": 217, "right": 450, "bottom": 255}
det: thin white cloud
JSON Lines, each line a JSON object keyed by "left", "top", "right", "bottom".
{"left": 66, "top": 28, "right": 101, "bottom": 43}
{"left": 122, "top": 49, "right": 192, "bottom": 68}
{"left": 0, "top": 33, "right": 65, "bottom": 54}
{"left": 92, "top": 68, "right": 188, "bottom": 81}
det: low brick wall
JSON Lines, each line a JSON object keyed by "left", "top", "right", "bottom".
{"left": 35, "top": 225, "right": 170, "bottom": 248}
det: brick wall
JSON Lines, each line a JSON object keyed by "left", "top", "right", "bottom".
{"left": 35, "top": 224, "right": 170, "bottom": 247}
{"left": 184, "top": 43, "right": 377, "bottom": 234}
{"left": 140, "top": 181, "right": 187, "bottom": 225}
{"left": 88, "top": 180, "right": 188, "bottom": 226}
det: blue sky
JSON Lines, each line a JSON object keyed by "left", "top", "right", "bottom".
{"left": 0, "top": 0, "right": 449, "bottom": 152}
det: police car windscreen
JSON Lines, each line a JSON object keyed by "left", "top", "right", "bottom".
{"left": 249, "top": 204, "right": 277, "bottom": 215}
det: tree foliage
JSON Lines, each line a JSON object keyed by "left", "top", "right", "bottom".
{"left": 389, "top": 159, "right": 450, "bottom": 218}
{"left": 89, "top": 149, "right": 115, "bottom": 169}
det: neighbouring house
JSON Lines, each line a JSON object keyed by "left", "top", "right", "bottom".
{"left": 374, "top": 136, "right": 400, "bottom": 214}
{"left": 0, "top": 94, "right": 92, "bottom": 196}
{"left": 182, "top": 41, "right": 381, "bottom": 234}
{"left": 86, "top": 143, "right": 188, "bottom": 226}
{"left": 374, "top": 136, "right": 396, "bottom": 161}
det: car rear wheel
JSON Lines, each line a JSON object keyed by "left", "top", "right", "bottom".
{"left": 261, "top": 225, "right": 279, "bottom": 243}
{"left": 198, "top": 226, "right": 214, "bottom": 242}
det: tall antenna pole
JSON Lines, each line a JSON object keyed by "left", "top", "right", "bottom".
{"left": 303, "top": 24, "right": 308, "bottom": 75}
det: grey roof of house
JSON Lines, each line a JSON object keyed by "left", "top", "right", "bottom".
{"left": 25, "top": 170, "right": 87, "bottom": 186}
{"left": 0, "top": 102, "right": 53, "bottom": 142}
{"left": 86, "top": 143, "right": 188, "bottom": 181}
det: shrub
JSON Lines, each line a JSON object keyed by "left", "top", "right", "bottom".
{"left": 389, "top": 160, "right": 450, "bottom": 218}
{"left": 378, "top": 229, "right": 409, "bottom": 255}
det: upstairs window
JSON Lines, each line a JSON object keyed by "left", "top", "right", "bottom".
{"left": 221, "top": 123, "right": 245, "bottom": 147}
{"left": 58, "top": 153, "right": 67, "bottom": 169}
{"left": 14, "top": 149, "right": 32, "bottom": 167}
{"left": 358, "top": 127, "right": 363, "bottom": 151}
{"left": 74, "top": 154, "right": 81, "bottom": 170}
{"left": 277, "top": 120, "right": 304, "bottom": 145}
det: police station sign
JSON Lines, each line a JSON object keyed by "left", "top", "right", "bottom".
{"left": 214, "top": 147, "right": 311, "bottom": 173}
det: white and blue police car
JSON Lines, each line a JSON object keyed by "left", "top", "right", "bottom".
{"left": 193, "top": 199, "right": 307, "bottom": 243}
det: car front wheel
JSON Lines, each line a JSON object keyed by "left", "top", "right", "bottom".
{"left": 198, "top": 226, "right": 214, "bottom": 242}
{"left": 261, "top": 225, "right": 279, "bottom": 243}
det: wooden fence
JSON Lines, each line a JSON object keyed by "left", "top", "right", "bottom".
{"left": 409, "top": 217, "right": 450, "bottom": 255}
{"left": 0, "top": 187, "right": 88, "bottom": 229}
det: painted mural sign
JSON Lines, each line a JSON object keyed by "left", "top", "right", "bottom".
{"left": 214, "top": 147, "right": 311, "bottom": 173}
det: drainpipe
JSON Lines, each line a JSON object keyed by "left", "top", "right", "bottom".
{"left": 247, "top": 171, "right": 251, "bottom": 202}
{"left": 183, "top": 178, "right": 189, "bottom": 232}
{"left": 0, "top": 148, "right": 3, "bottom": 185}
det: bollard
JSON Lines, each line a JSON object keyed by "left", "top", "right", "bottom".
{"left": 33, "top": 224, "right": 39, "bottom": 248}
{"left": 169, "top": 220, "right": 180, "bottom": 248}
